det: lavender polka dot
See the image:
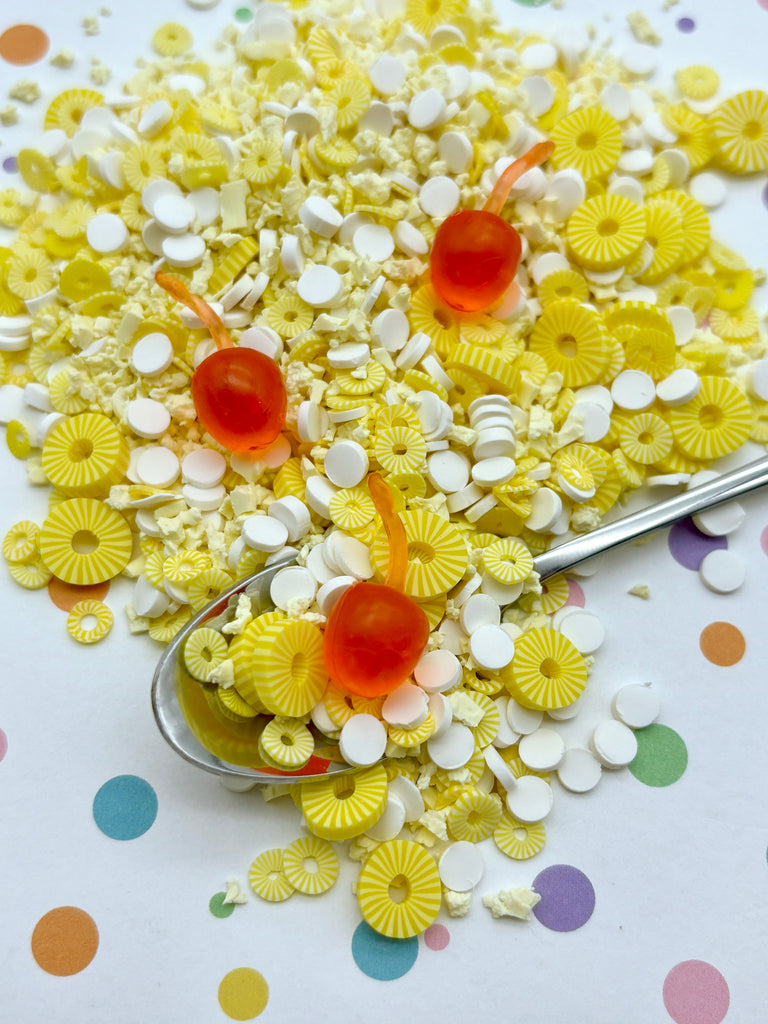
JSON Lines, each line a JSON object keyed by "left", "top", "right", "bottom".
{"left": 2, "top": 156, "right": 17, "bottom": 173}
{"left": 532, "top": 864, "right": 595, "bottom": 932}
{"left": 668, "top": 518, "right": 727, "bottom": 570}
{"left": 676, "top": 16, "right": 696, "bottom": 32}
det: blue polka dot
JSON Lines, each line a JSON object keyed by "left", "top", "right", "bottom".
{"left": 351, "top": 921, "right": 418, "bottom": 980}
{"left": 93, "top": 775, "right": 158, "bottom": 840}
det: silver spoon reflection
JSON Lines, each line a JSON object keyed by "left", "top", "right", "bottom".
{"left": 152, "top": 456, "right": 768, "bottom": 783}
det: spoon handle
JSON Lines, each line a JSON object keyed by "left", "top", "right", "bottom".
{"left": 533, "top": 456, "right": 768, "bottom": 581}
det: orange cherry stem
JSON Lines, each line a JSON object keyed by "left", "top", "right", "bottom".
{"left": 367, "top": 473, "right": 408, "bottom": 594}
{"left": 155, "top": 271, "right": 233, "bottom": 350}
{"left": 483, "top": 140, "right": 555, "bottom": 218}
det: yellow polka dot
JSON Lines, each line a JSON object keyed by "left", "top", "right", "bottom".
{"left": 218, "top": 968, "right": 269, "bottom": 1021}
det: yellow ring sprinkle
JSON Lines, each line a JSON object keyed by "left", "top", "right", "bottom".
{"left": 66, "top": 599, "right": 113, "bottom": 644}
{"left": 282, "top": 836, "right": 339, "bottom": 895}
{"left": 356, "top": 839, "right": 442, "bottom": 938}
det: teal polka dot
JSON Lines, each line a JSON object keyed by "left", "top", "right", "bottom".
{"left": 92, "top": 775, "right": 158, "bottom": 840}
{"left": 351, "top": 921, "right": 418, "bottom": 980}
{"left": 209, "top": 893, "right": 235, "bottom": 918}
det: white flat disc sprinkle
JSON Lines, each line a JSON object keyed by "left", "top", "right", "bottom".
{"left": 427, "top": 721, "right": 475, "bottom": 770}
{"left": 297, "top": 265, "right": 343, "bottom": 307}
{"left": 419, "top": 176, "right": 460, "bottom": 218}
{"left": 387, "top": 775, "right": 425, "bottom": 822}
{"left": 506, "top": 700, "right": 543, "bottom": 735}
{"left": 468, "top": 623, "right": 515, "bottom": 671}
{"left": 591, "top": 720, "right": 638, "bottom": 769}
{"left": 611, "top": 369, "right": 656, "bottom": 411}
{"left": 242, "top": 515, "right": 289, "bottom": 552}
{"left": 382, "top": 682, "right": 429, "bottom": 729}
{"left": 130, "top": 332, "right": 174, "bottom": 377}
{"left": 365, "top": 793, "right": 406, "bottom": 842}
{"left": 181, "top": 448, "right": 226, "bottom": 488}
{"left": 323, "top": 439, "right": 368, "bottom": 488}
{"left": 505, "top": 775, "right": 554, "bottom": 823}
{"left": 269, "top": 565, "right": 317, "bottom": 611}
{"left": 414, "top": 649, "right": 462, "bottom": 693}
{"left": 612, "top": 683, "right": 660, "bottom": 729}
{"left": 439, "top": 841, "right": 485, "bottom": 892}
{"left": 162, "top": 233, "right": 206, "bottom": 267}
{"left": 339, "top": 713, "right": 387, "bottom": 768}
{"left": 699, "top": 549, "right": 746, "bottom": 593}
{"left": 86, "top": 213, "right": 128, "bottom": 254}
{"left": 689, "top": 172, "right": 727, "bottom": 209}
{"left": 153, "top": 193, "right": 196, "bottom": 233}
{"left": 353, "top": 224, "right": 394, "bottom": 261}
{"left": 135, "top": 446, "right": 180, "bottom": 487}
{"left": 558, "top": 610, "right": 605, "bottom": 654}
{"left": 557, "top": 748, "right": 602, "bottom": 793}
{"left": 518, "top": 728, "right": 565, "bottom": 772}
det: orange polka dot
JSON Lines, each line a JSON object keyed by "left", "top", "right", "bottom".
{"left": 48, "top": 576, "right": 110, "bottom": 612}
{"left": 0, "top": 25, "right": 50, "bottom": 66}
{"left": 31, "top": 907, "right": 99, "bottom": 976}
{"left": 699, "top": 621, "right": 746, "bottom": 667}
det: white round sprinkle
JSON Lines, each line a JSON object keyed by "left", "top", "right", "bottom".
{"left": 438, "top": 131, "right": 473, "bottom": 174}
{"left": 505, "top": 775, "right": 553, "bottom": 823}
{"left": 153, "top": 193, "right": 196, "bottom": 235}
{"left": 611, "top": 369, "right": 656, "bottom": 411}
{"left": 531, "top": 251, "right": 571, "bottom": 285}
{"left": 612, "top": 683, "right": 660, "bottom": 729}
{"left": 126, "top": 398, "right": 170, "bottom": 439}
{"left": 750, "top": 358, "right": 768, "bottom": 401}
{"left": 269, "top": 565, "right": 317, "bottom": 612}
{"left": 297, "top": 401, "right": 329, "bottom": 443}
{"left": 333, "top": 535, "right": 373, "bottom": 580}
{"left": 471, "top": 456, "right": 517, "bottom": 489}
{"left": 327, "top": 343, "right": 369, "bottom": 370}
{"left": 141, "top": 179, "right": 180, "bottom": 215}
{"left": 133, "top": 574, "right": 170, "bottom": 618}
{"left": 395, "top": 331, "right": 431, "bottom": 371}
{"left": 491, "top": 697, "right": 521, "bottom": 749}
{"left": 427, "top": 449, "right": 470, "bottom": 493}
{"left": 617, "top": 148, "right": 654, "bottom": 175}
{"left": 393, "top": 220, "right": 429, "bottom": 257}
{"left": 298, "top": 195, "right": 342, "bottom": 237}
{"left": 365, "top": 793, "right": 406, "bottom": 841}
{"left": 162, "top": 233, "right": 206, "bottom": 267}
{"left": 689, "top": 171, "right": 727, "bottom": 209}
{"left": 666, "top": 305, "right": 697, "bottom": 347}
{"left": 526, "top": 487, "right": 563, "bottom": 533}
{"left": 285, "top": 105, "right": 320, "bottom": 137}
{"left": 656, "top": 368, "right": 701, "bottom": 406}
{"left": 460, "top": 593, "right": 501, "bottom": 635}
{"left": 413, "top": 649, "right": 462, "bottom": 694}
{"left": 545, "top": 169, "right": 586, "bottom": 220}
{"left": 427, "top": 721, "right": 475, "bottom": 770}
{"left": 86, "top": 213, "right": 128, "bottom": 254}
{"left": 182, "top": 483, "right": 226, "bottom": 511}
{"left": 268, "top": 496, "right": 311, "bottom": 543}
{"left": 138, "top": 99, "right": 173, "bottom": 137}
{"left": 368, "top": 54, "right": 406, "bottom": 95}
{"left": 519, "top": 728, "right": 565, "bottom": 772}
{"left": 181, "top": 448, "right": 226, "bottom": 488}
{"left": 297, "top": 265, "right": 343, "bottom": 307}
{"left": 642, "top": 109, "right": 677, "bottom": 145}
{"left": 304, "top": 474, "right": 338, "bottom": 519}
{"left": 693, "top": 501, "right": 745, "bottom": 538}
{"left": 468, "top": 623, "right": 515, "bottom": 672}
{"left": 557, "top": 748, "right": 602, "bottom": 793}
{"left": 480, "top": 573, "right": 523, "bottom": 606}
{"left": 316, "top": 575, "right": 355, "bottom": 617}
{"left": 699, "top": 549, "right": 746, "bottom": 593}
{"left": 130, "top": 332, "right": 174, "bottom": 377}
{"left": 352, "top": 224, "right": 394, "bottom": 261}
{"left": 372, "top": 308, "right": 409, "bottom": 352}
{"left": 484, "top": 745, "right": 519, "bottom": 790}
{"left": 360, "top": 101, "right": 395, "bottom": 135}
{"left": 558, "top": 610, "right": 605, "bottom": 655}
{"left": 382, "top": 683, "right": 429, "bottom": 729}
{"left": 419, "top": 176, "right": 460, "bottom": 218}
{"left": 135, "top": 446, "right": 180, "bottom": 487}
{"left": 323, "top": 439, "right": 369, "bottom": 488}
{"left": 659, "top": 147, "right": 689, "bottom": 186}
{"left": 622, "top": 43, "right": 658, "bottom": 77}
{"left": 340, "top": 714, "right": 387, "bottom": 768}
{"left": 438, "top": 841, "right": 485, "bottom": 892}
{"left": 280, "top": 233, "right": 304, "bottom": 275}
{"left": 388, "top": 775, "right": 425, "bottom": 822}
{"left": 607, "top": 175, "right": 645, "bottom": 206}
{"left": 600, "top": 82, "right": 631, "bottom": 120}
{"left": 408, "top": 89, "right": 446, "bottom": 130}
{"left": 506, "top": 700, "right": 543, "bottom": 736}
{"left": 591, "top": 720, "right": 638, "bottom": 769}
{"left": 521, "top": 75, "right": 554, "bottom": 117}
{"left": 242, "top": 515, "right": 289, "bottom": 552}
{"left": 472, "top": 426, "right": 516, "bottom": 461}
{"left": 520, "top": 42, "right": 557, "bottom": 71}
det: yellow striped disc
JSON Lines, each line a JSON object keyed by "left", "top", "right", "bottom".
{"left": 258, "top": 717, "right": 314, "bottom": 771}
{"left": 186, "top": 567, "right": 233, "bottom": 611}
{"left": 216, "top": 687, "right": 259, "bottom": 720}
{"left": 387, "top": 713, "right": 437, "bottom": 748}
{"left": 301, "top": 764, "right": 388, "bottom": 841}
{"left": 251, "top": 619, "right": 328, "bottom": 716}
{"left": 654, "top": 190, "right": 710, "bottom": 265}
{"left": 446, "top": 787, "right": 503, "bottom": 842}
{"left": 619, "top": 412, "right": 674, "bottom": 465}
{"left": 328, "top": 486, "right": 376, "bottom": 531}
{"left": 228, "top": 611, "right": 284, "bottom": 708}
{"left": 504, "top": 627, "right": 587, "bottom": 710}
{"left": 373, "top": 426, "right": 427, "bottom": 475}
{"left": 335, "top": 360, "right": 388, "bottom": 395}
{"left": 66, "top": 599, "right": 113, "bottom": 644}
{"left": 482, "top": 538, "right": 534, "bottom": 584}
{"left": 2, "top": 520, "right": 40, "bottom": 564}
{"left": 467, "top": 693, "right": 502, "bottom": 748}
{"left": 323, "top": 684, "right": 357, "bottom": 728}
{"left": 493, "top": 811, "right": 546, "bottom": 860}
{"left": 638, "top": 202, "right": 685, "bottom": 284}
{"left": 550, "top": 105, "right": 622, "bottom": 180}
{"left": 444, "top": 341, "right": 517, "bottom": 393}
{"left": 248, "top": 849, "right": 294, "bottom": 902}
{"left": 369, "top": 509, "right": 468, "bottom": 599}
{"left": 567, "top": 194, "right": 646, "bottom": 271}
{"left": 710, "top": 89, "right": 768, "bottom": 174}
{"left": 668, "top": 376, "right": 752, "bottom": 460}
{"left": 8, "top": 558, "right": 52, "bottom": 590}
{"left": 38, "top": 498, "right": 133, "bottom": 585}
{"left": 357, "top": 840, "right": 442, "bottom": 938}
{"left": 42, "top": 413, "right": 129, "bottom": 497}
{"left": 528, "top": 300, "right": 609, "bottom": 388}
{"left": 182, "top": 626, "right": 229, "bottom": 682}
{"left": 282, "top": 836, "right": 339, "bottom": 895}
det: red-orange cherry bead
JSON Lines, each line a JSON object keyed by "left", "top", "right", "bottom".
{"left": 430, "top": 210, "right": 522, "bottom": 313}
{"left": 191, "top": 347, "right": 286, "bottom": 452}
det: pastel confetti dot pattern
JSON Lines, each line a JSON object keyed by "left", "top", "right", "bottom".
{"left": 629, "top": 724, "right": 688, "bottom": 787}
{"left": 351, "top": 921, "right": 419, "bottom": 980}
{"left": 217, "top": 968, "right": 269, "bottom": 1021}
{"left": 92, "top": 775, "right": 158, "bottom": 840}
{"left": 532, "top": 864, "right": 596, "bottom": 931}
{"left": 30, "top": 907, "right": 99, "bottom": 976}
{"left": 663, "top": 960, "right": 730, "bottom": 1024}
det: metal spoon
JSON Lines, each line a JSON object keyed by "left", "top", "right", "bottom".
{"left": 152, "top": 455, "right": 768, "bottom": 783}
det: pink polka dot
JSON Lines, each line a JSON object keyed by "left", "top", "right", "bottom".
{"left": 759, "top": 0, "right": 768, "bottom": 11}
{"left": 566, "top": 579, "right": 585, "bottom": 607}
{"left": 663, "top": 960, "right": 730, "bottom": 1024}
{"left": 0, "top": 728, "right": 6, "bottom": 763}
{"left": 423, "top": 924, "right": 450, "bottom": 950}
{"left": 760, "top": 525, "right": 768, "bottom": 555}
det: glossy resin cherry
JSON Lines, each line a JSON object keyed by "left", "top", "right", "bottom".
{"left": 323, "top": 473, "right": 430, "bottom": 698}
{"left": 429, "top": 140, "right": 555, "bottom": 314}
{"left": 155, "top": 272, "right": 286, "bottom": 452}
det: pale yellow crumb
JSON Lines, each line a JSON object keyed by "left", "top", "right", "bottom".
{"left": 50, "top": 48, "right": 76, "bottom": 69}
{"left": 8, "top": 80, "right": 41, "bottom": 104}
{"left": 82, "top": 16, "right": 100, "bottom": 36}
{"left": 627, "top": 11, "right": 662, "bottom": 45}
{"left": 0, "top": 104, "right": 18, "bottom": 126}
{"left": 483, "top": 886, "right": 541, "bottom": 920}
{"left": 89, "top": 64, "right": 112, "bottom": 86}
{"left": 444, "top": 889, "right": 472, "bottom": 918}
{"left": 628, "top": 584, "right": 651, "bottom": 599}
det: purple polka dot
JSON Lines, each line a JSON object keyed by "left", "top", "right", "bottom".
{"left": 676, "top": 16, "right": 696, "bottom": 32}
{"left": 565, "top": 579, "right": 585, "bottom": 607}
{"left": 423, "top": 924, "right": 450, "bottom": 950}
{"left": 2, "top": 156, "right": 17, "bottom": 173}
{"left": 0, "top": 728, "right": 7, "bottom": 763}
{"left": 532, "top": 864, "right": 595, "bottom": 932}
{"left": 668, "top": 518, "right": 727, "bottom": 570}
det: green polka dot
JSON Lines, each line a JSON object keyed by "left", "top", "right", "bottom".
{"left": 234, "top": 6, "right": 253, "bottom": 21}
{"left": 209, "top": 892, "right": 235, "bottom": 918}
{"left": 629, "top": 724, "right": 688, "bottom": 787}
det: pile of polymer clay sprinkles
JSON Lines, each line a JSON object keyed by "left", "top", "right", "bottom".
{"left": 2, "top": 0, "right": 768, "bottom": 940}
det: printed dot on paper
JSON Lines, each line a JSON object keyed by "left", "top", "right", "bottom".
{"left": 676, "top": 16, "right": 696, "bottom": 32}
{"left": 31, "top": 906, "right": 99, "bottom": 976}
{"left": 92, "top": 774, "right": 158, "bottom": 840}
{"left": 218, "top": 967, "right": 269, "bottom": 1021}
{"left": 423, "top": 923, "right": 450, "bottom": 950}
{"left": 760, "top": 524, "right": 768, "bottom": 554}
{"left": 759, "top": 0, "right": 768, "bottom": 12}
{"left": 2, "top": 156, "right": 18, "bottom": 174}
{"left": 0, "top": 24, "right": 50, "bottom": 65}
{"left": 532, "top": 864, "right": 595, "bottom": 932}
{"left": 699, "top": 621, "right": 746, "bottom": 666}
{"left": 351, "top": 921, "right": 419, "bottom": 980}
{"left": 668, "top": 519, "right": 727, "bottom": 571}
{"left": 0, "top": 728, "right": 7, "bottom": 763}
{"left": 663, "top": 960, "right": 730, "bottom": 1024}
{"left": 512, "top": 0, "right": 552, "bottom": 6}
{"left": 209, "top": 892, "right": 235, "bottom": 919}
{"left": 566, "top": 579, "right": 585, "bottom": 607}
{"left": 234, "top": 7, "right": 253, "bottom": 21}
{"left": 629, "top": 724, "right": 688, "bottom": 787}
{"left": 48, "top": 577, "right": 110, "bottom": 612}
